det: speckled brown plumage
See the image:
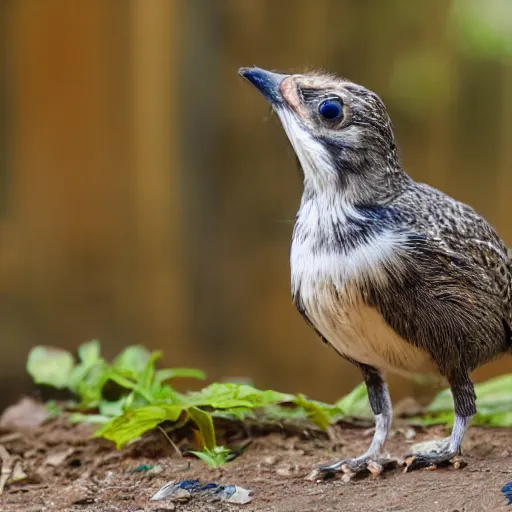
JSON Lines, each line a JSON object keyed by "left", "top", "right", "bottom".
{"left": 239, "top": 66, "right": 512, "bottom": 475}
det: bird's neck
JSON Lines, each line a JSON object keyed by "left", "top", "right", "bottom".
{"left": 301, "top": 156, "right": 411, "bottom": 211}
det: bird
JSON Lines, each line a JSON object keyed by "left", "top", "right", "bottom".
{"left": 238, "top": 66, "right": 512, "bottom": 476}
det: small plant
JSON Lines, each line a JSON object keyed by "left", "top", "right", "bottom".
{"left": 26, "top": 341, "right": 372, "bottom": 466}
{"left": 26, "top": 341, "right": 512, "bottom": 466}
{"left": 189, "top": 446, "right": 233, "bottom": 468}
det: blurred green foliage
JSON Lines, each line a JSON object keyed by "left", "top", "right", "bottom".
{"left": 450, "top": 0, "right": 512, "bottom": 59}
{"left": 27, "top": 341, "right": 512, "bottom": 467}
{"left": 421, "top": 374, "right": 512, "bottom": 427}
{"left": 26, "top": 341, "right": 370, "bottom": 464}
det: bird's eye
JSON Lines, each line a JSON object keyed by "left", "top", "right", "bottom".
{"left": 318, "top": 98, "right": 343, "bottom": 121}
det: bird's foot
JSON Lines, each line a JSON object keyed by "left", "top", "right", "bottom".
{"left": 404, "top": 438, "right": 466, "bottom": 472}
{"left": 305, "top": 456, "right": 398, "bottom": 482}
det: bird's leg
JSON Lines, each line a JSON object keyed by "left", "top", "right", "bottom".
{"left": 405, "top": 372, "right": 475, "bottom": 472}
{"left": 306, "top": 365, "right": 396, "bottom": 480}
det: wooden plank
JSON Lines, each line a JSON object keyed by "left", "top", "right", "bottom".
{"left": 130, "top": 0, "right": 190, "bottom": 357}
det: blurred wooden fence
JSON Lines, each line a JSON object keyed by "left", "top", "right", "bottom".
{"left": 0, "top": 0, "right": 511, "bottom": 409}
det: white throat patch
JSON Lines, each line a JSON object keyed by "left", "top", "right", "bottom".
{"left": 275, "top": 107, "right": 337, "bottom": 190}
{"left": 291, "top": 225, "right": 404, "bottom": 297}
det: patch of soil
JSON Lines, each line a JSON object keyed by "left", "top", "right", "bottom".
{"left": 1, "top": 414, "right": 512, "bottom": 512}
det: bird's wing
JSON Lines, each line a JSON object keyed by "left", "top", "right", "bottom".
{"left": 400, "top": 183, "right": 512, "bottom": 313}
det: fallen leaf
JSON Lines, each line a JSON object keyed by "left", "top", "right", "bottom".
{"left": 8, "top": 461, "right": 27, "bottom": 483}
{"left": 0, "top": 445, "right": 14, "bottom": 494}
{"left": 44, "top": 447, "right": 74, "bottom": 467}
{"left": 0, "top": 398, "right": 49, "bottom": 430}
{"left": 225, "top": 485, "right": 253, "bottom": 504}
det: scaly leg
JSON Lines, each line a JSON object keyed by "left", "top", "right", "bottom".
{"left": 307, "top": 365, "right": 396, "bottom": 480}
{"left": 405, "top": 372, "right": 475, "bottom": 471}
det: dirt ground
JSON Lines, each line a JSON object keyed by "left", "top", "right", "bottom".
{"left": 1, "top": 410, "right": 512, "bottom": 512}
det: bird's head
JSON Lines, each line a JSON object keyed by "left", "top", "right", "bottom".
{"left": 239, "top": 67, "right": 408, "bottom": 203}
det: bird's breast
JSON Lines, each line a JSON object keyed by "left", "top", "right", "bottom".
{"left": 290, "top": 222, "right": 438, "bottom": 375}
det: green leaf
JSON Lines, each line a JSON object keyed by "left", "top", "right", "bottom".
{"left": 293, "top": 394, "right": 339, "bottom": 430}
{"left": 474, "top": 375, "right": 512, "bottom": 415}
{"left": 211, "top": 407, "right": 255, "bottom": 422}
{"left": 77, "top": 340, "right": 101, "bottom": 365}
{"left": 189, "top": 446, "right": 232, "bottom": 468}
{"left": 189, "top": 407, "right": 216, "bottom": 450}
{"left": 64, "top": 341, "right": 110, "bottom": 408}
{"left": 425, "top": 374, "right": 512, "bottom": 427}
{"left": 99, "top": 398, "right": 126, "bottom": 417}
{"left": 108, "top": 372, "right": 138, "bottom": 391}
{"left": 154, "top": 368, "right": 206, "bottom": 384}
{"left": 428, "top": 374, "right": 512, "bottom": 416}
{"left": 336, "top": 382, "right": 371, "bottom": 417}
{"left": 95, "top": 404, "right": 184, "bottom": 448}
{"left": 261, "top": 403, "right": 310, "bottom": 423}
{"left": 69, "top": 413, "right": 111, "bottom": 424}
{"left": 141, "top": 383, "right": 183, "bottom": 404}
{"left": 140, "top": 351, "right": 162, "bottom": 389}
{"left": 186, "top": 383, "right": 293, "bottom": 409}
{"left": 112, "top": 345, "right": 155, "bottom": 379}
{"left": 410, "top": 411, "right": 454, "bottom": 427}
{"left": 26, "top": 346, "right": 75, "bottom": 389}
{"left": 474, "top": 410, "right": 512, "bottom": 427}
{"left": 108, "top": 373, "right": 154, "bottom": 404}
{"left": 45, "top": 400, "right": 62, "bottom": 418}
{"left": 69, "top": 359, "right": 110, "bottom": 408}
{"left": 426, "top": 388, "right": 453, "bottom": 414}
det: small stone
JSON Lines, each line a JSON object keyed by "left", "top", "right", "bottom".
{"left": 0, "top": 398, "right": 49, "bottom": 430}
{"left": 224, "top": 485, "right": 252, "bottom": 504}
{"left": 170, "top": 489, "right": 191, "bottom": 502}
{"left": 276, "top": 464, "right": 299, "bottom": 477}
{"left": 262, "top": 455, "right": 278, "bottom": 466}
{"left": 148, "top": 465, "right": 164, "bottom": 476}
{"left": 23, "top": 449, "right": 38, "bottom": 459}
{"left": 341, "top": 473, "right": 352, "bottom": 483}
{"left": 102, "top": 471, "right": 115, "bottom": 486}
{"left": 44, "top": 447, "right": 74, "bottom": 467}
{"left": 410, "top": 437, "right": 449, "bottom": 455}
{"left": 404, "top": 428, "right": 416, "bottom": 441}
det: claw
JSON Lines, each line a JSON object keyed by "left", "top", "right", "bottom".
{"left": 403, "top": 453, "right": 466, "bottom": 472}
{"left": 305, "top": 457, "right": 398, "bottom": 482}
{"left": 367, "top": 460, "right": 384, "bottom": 477}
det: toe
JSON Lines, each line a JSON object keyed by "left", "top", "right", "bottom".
{"left": 305, "top": 457, "right": 399, "bottom": 482}
{"left": 403, "top": 452, "right": 466, "bottom": 472}
{"left": 319, "top": 459, "right": 346, "bottom": 473}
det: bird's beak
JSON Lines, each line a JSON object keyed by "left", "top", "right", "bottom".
{"left": 238, "top": 67, "right": 288, "bottom": 106}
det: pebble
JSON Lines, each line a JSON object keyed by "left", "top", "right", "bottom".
{"left": 152, "top": 506, "right": 176, "bottom": 512}
{"left": 262, "top": 455, "right": 278, "bottom": 466}
{"left": 275, "top": 464, "right": 300, "bottom": 477}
